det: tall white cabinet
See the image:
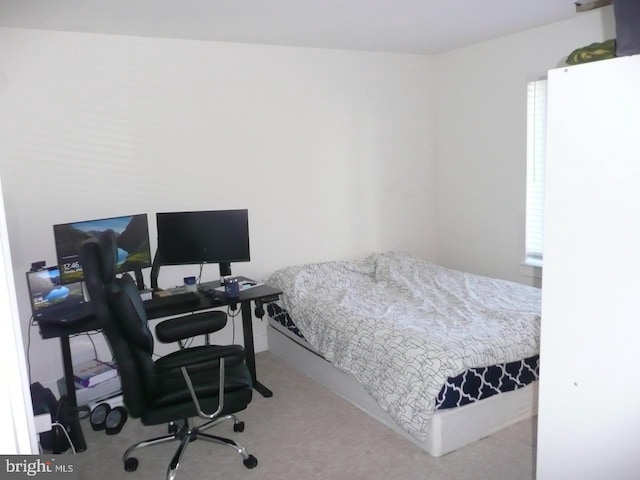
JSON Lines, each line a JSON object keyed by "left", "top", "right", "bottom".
{"left": 536, "top": 55, "right": 640, "bottom": 479}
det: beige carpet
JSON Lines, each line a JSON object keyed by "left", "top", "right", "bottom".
{"left": 70, "top": 351, "right": 537, "bottom": 480}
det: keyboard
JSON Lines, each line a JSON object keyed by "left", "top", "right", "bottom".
{"left": 143, "top": 292, "right": 201, "bottom": 311}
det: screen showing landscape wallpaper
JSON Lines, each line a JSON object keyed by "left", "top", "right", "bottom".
{"left": 27, "top": 267, "right": 85, "bottom": 314}
{"left": 53, "top": 214, "right": 152, "bottom": 284}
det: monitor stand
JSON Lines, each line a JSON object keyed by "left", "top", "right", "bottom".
{"left": 150, "top": 250, "right": 162, "bottom": 290}
{"left": 134, "top": 269, "right": 145, "bottom": 291}
{"left": 150, "top": 253, "right": 233, "bottom": 288}
{"left": 219, "top": 262, "right": 231, "bottom": 284}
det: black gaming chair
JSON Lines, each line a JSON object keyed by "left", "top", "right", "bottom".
{"left": 80, "top": 231, "right": 257, "bottom": 480}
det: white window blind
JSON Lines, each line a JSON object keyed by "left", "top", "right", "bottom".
{"left": 525, "top": 78, "right": 547, "bottom": 265}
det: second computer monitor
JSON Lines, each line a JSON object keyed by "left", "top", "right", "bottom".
{"left": 155, "top": 209, "right": 250, "bottom": 276}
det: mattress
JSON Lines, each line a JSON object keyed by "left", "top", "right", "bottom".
{"left": 268, "top": 301, "right": 539, "bottom": 410}
{"left": 266, "top": 251, "right": 541, "bottom": 442}
{"left": 266, "top": 316, "right": 539, "bottom": 457}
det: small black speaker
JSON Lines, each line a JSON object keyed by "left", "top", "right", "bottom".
{"left": 614, "top": 0, "right": 640, "bottom": 56}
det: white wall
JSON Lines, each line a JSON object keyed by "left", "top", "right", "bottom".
{"left": 537, "top": 55, "right": 640, "bottom": 480}
{"left": 0, "top": 28, "right": 436, "bottom": 390}
{"left": 0, "top": 178, "right": 38, "bottom": 454}
{"left": 434, "top": 7, "right": 615, "bottom": 286}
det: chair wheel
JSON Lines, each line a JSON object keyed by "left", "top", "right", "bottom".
{"left": 233, "top": 421, "right": 245, "bottom": 432}
{"left": 124, "top": 458, "right": 139, "bottom": 472}
{"left": 243, "top": 455, "right": 258, "bottom": 469}
{"left": 168, "top": 421, "right": 180, "bottom": 434}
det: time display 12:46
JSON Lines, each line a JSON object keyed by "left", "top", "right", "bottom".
{"left": 63, "top": 260, "right": 81, "bottom": 272}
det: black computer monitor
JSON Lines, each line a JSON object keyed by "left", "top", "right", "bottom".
{"left": 53, "top": 213, "right": 152, "bottom": 286}
{"left": 153, "top": 209, "right": 250, "bottom": 287}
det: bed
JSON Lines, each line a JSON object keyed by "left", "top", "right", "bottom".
{"left": 265, "top": 251, "right": 541, "bottom": 456}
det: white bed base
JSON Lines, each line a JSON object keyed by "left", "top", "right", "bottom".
{"left": 267, "top": 320, "right": 538, "bottom": 456}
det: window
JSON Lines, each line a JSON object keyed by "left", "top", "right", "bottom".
{"left": 525, "top": 77, "right": 547, "bottom": 267}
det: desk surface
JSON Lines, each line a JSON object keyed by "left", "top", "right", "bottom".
{"left": 39, "top": 277, "right": 281, "bottom": 339}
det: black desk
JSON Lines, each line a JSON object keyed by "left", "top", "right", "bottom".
{"left": 38, "top": 277, "right": 281, "bottom": 452}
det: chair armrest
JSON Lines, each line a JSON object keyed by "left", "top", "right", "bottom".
{"left": 155, "top": 311, "right": 227, "bottom": 343}
{"left": 155, "top": 344, "right": 245, "bottom": 374}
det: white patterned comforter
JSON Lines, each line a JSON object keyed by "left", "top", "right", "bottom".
{"left": 267, "top": 251, "right": 541, "bottom": 441}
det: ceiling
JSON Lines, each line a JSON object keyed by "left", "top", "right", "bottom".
{"left": 0, "top": 0, "right": 586, "bottom": 55}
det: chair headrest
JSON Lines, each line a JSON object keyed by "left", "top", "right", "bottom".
{"left": 80, "top": 229, "right": 118, "bottom": 284}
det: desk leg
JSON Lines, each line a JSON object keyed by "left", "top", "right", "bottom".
{"left": 60, "top": 335, "right": 87, "bottom": 452}
{"left": 240, "top": 300, "right": 273, "bottom": 398}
